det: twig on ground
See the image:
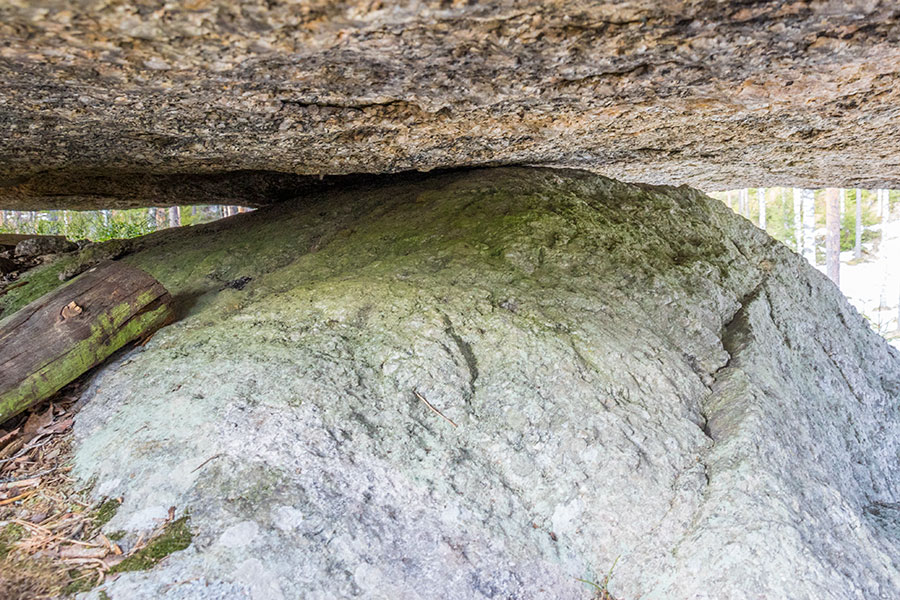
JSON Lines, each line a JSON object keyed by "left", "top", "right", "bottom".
{"left": 191, "top": 453, "right": 222, "bottom": 473}
{"left": 413, "top": 390, "right": 458, "bottom": 428}
{"left": 1, "top": 466, "right": 61, "bottom": 484}
{"left": 0, "top": 489, "right": 36, "bottom": 505}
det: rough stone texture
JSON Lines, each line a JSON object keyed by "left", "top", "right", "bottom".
{"left": 13, "top": 235, "right": 77, "bottom": 257}
{"left": 3, "top": 2, "right": 900, "bottom": 208}
{"left": 6, "top": 168, "right": 888, "bottom": 599}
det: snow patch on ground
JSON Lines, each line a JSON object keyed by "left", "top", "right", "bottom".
{"left": 825, "top": 220, "right": 900, "bottom": 348}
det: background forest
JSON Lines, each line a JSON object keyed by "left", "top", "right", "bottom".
{"left": 0, "top": 206, "right": 247, "bottom": 242}
{"left": 710, "top": 188, "right": 900, "bottom": 343}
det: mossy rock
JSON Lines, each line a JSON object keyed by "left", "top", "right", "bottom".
{"left": 108, "top": 517, "right": 192, "bottom": 574}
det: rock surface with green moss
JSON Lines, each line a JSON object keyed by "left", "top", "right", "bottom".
{"left": 31, "top": 168, "right": 899, "bottom": 599}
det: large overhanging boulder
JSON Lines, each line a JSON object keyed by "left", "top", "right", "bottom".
{"left": 5, "top": 168, "right": 894, "bottom": 598}
{"left": 2, "top": 1, "right": 900, "bottom": 208}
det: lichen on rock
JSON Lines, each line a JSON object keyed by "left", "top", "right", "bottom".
{"left": 30, "top": 168, "right": 897, "bottom": 599}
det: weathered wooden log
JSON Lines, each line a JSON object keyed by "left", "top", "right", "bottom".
{"left": 0, "top": 261, "right": 173, "bottom": 424}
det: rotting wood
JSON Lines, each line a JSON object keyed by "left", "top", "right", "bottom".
{"left": 0, "top": 261, "right": 173, "bottom": 424}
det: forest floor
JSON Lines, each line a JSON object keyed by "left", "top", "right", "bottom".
{"left": 0, "top": 379, "right": 189, "bottom": 599}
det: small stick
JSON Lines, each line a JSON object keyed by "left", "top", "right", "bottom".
{"left": 0, "top": 489, "right": 35, "bottom": 505}
{"left": 413, "top": 390, "right": 458, "bottom": 428}
{"left": 11, "top": 519, "right": 104, "bottom": 547}
{"left": 191, "top": 453, "right": 222, "bottom": 473}
{"left": 0, "top": 476, "right": 41, "bottom": 490}
{"left": 0, "top": 466, "right": 60, "bottom": 483}
{"left": 163, "top": 577, "right": 202, "bottom": 592}
{"left": 139, "top": 329, "right": 158, "bottom": 347}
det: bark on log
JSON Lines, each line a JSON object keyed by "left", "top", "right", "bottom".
{"left": 0, "top": 261, "right": 173, "bottom": 424}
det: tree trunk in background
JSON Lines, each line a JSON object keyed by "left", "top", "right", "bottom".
{"left": 757, "top": 188, "right": 766, "bottom": 229}
{"left": 825, "top": 188, "right": 840, "bottom": 286}
{"left": 801, "top": 188, "right": 816, "bottom": 265}
{"left": 168, "top": 206, "right": 181, "bottom": 228}
{"left": 839, "top": 189, "right": 845, "bottom": 217}
{"left": 0, "top": 210, "right": 5, "bottom": 227}
{"left": 739, "top": 189, "right": 749, "bottom": 217}
{"left": 793, "top": 188, "right": 803, "bottom": 253}
{"left": 854, "top": 189, "right": 863, "bottom": 259}
{"left": 155, "top": 207, "right": 166, "bottom": 228}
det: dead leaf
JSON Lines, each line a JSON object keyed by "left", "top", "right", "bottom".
{"left": 23, "top": 406, "right": 54, "bottom": 437}
{"left": 39, "top": 417, "right": 74, "bottom": 436}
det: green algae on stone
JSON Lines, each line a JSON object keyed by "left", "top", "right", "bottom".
{"left": 107, "top": 516, "right": 192, "bottom": 574}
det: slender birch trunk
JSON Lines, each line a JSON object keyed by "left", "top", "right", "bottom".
{"left": 825, "top": 188, "right": 840, "bottom": 286}
{"left": 801, "top": 188, "right": 816, "bottom": 265}
{"left": 168, "top": 206, "right": 181, "bottom": 228}
{"left": 854, "top": 189, "right": 862, "bottom": 259}
{"left": 757, "top": 188, "right": 766, "bottom": 229}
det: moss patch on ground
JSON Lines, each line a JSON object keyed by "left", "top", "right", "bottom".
{"left": 107, "top": 516, "right": 192, "bottom": 574}
{"left": 85, "top": 497, "right": 121, "bottom": 538}
{"left": 0, "top": 492, "right": 125, "bottom": 598}
{"left": 0, "top": 523, "right": 26, "bottom": 560}
{"left": 0, "top": 388, "right": 191, "bottom": 598}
